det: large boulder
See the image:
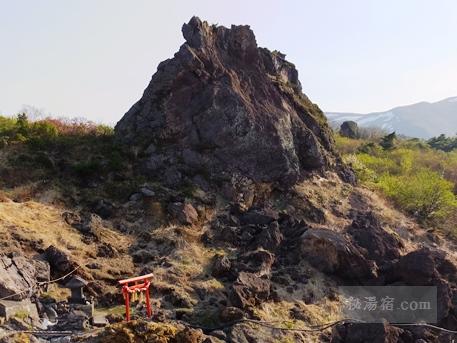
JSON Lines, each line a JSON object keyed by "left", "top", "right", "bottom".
{"left": 0, "top": 254, "right": 49, "bottom": 300}
{"left": 331, "top": 322, "right": 406, "bottom": 343}
{"left": 235, "top": 249, "right": 275, "bottom": 276}
{"left": 300, "top": 228, "right": 378, "bottom": 282}
{"left": 167, "top": 202, "right": 199, "bottom": 225}
{"left": 389, "top": 247, "right": 457, "bottom": 323}
{"left": 211, "top": 254, "right": 232, "bottom": 279}
{"left": 339, "top": 121, "right": 359, "bottom": 139}
{"left": 391, "top": 248, "right": 457, "bottom": 286}
{"left": 229, "top": 272, "right": 271, "bottom": 309}
{"left": 250, "top": 221, "right": 283, "bottom": 251}
{"left": 347, "top": 212, "right": 402, "bottom": 267}
{"left": 115, "top": 17, "right": 353, "bottom": 185}
{"left": 44, "top": 245, "right": 77, "bottom": 277}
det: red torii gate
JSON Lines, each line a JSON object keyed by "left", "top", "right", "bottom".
{"left": 118, "top": 273, "right": 154, "bottom": 321}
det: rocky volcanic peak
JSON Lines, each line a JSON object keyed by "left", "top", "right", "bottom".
{"left": 116, "top": 17, "right": 352, "bottom": 185}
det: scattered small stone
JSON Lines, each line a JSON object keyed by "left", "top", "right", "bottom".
{"left": 140, "top": 186, "right": 155, "bottom": 197}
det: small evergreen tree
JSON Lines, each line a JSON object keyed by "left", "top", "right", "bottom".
{"left": 15, "top": 113, "right": 30, "bottom": 139}
{"left": 380, "top": 132, "right": 397, "bottom": 150}
{"left": 428, "top": 134, "right": 457, "bottom": 152}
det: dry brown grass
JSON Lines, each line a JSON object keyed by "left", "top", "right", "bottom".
{"left": 147, "top": 224, "right": 229, "bottom": 309}
{"left": 0, "top": 191, "right": 8, "bottom": 202}
{"left": 0, "top": 200, "right": 135, "bottom": 296}
{"left": 0, "top": 200, "right": 88, "bottom": 253}
{"left": 292, "top": 173, "right": 429, "bottom": 254}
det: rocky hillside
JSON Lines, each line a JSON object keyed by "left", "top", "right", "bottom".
{"left": 1, "top": 17, "right": 457, "bottom": 343}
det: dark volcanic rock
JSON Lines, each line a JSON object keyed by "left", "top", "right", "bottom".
{"left": 251, "top": 221, "right": 283, "bottom": 251}
{"left": 236, "top": 249, "right": 275, "bottom": 276}
{"left": 339, "top": 121, "right": 359, "bottom": 139}
{"left": 32, "top": 258, "right": 51, "bottom": 284}
{"left": 239, "top": 209, "right": 277, "bottom": 226}
{"left": 331, "top": 322, "right": 406, "bottom": 343}
{"left": 396, "top": 248, "right": 457, "bottom": 284}
{"left": 389, "top": 247, "right": 457, "bottom": 323}
{"left": 70, "top": 212, "right": 104, "bottom": 240}
{"left": 229, "top": 272, "right": 270, "bottom": 309}
{"left": 167, "top": 202, "right": 199, "bottom": 225}
{"left": 44, "top": 245, "right": 76, "bottom": 277}
{"left": 97, "top": 243, "right": 118, "bottom": 258}
{"left": 115, "top": 16, "right": 352, "bottom": 185}
{"left": 0, "top": 254, "right": 44, "bottom": 300}
{"left": 93, "top": 199, "right": 116, "bottom": 219}
{"left": 347, "top": 212, "right": 402, "bottom": 266}
{"left": 211, "top": 254, "right": 232, "bottom": 279}
{"left": 300, "top": 228, "right": 378, "bottom": 282}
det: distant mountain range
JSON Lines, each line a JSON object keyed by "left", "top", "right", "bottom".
{"left": 326, "top": 96, "right": 457, "bottom": 139}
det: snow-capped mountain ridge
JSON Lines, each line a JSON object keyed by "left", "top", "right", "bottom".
{"left": 326, "top": 97, "right": 457, "bottom": 138}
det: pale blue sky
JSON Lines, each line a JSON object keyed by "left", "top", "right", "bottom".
{"left": 1, "top": 0, "right": 456, "bottom": 123}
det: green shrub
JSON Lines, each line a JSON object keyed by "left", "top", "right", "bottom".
{"left": 334, "top": 135, "right": 364, "bottom": 154}
{"left": 357, "top": 142, "right": 382, "bottom": 155}
{"left": 15, "top": 113, "right": 29, "bottom": 137}
{"left": 357, "top": 153, "right": 400, "bottom": 176}
{"left": 377, "top": 170, "right": 457, "bottom": 222}
{"left": 343, "top": 154, "right": 376, "bottom": 183}
{"left": 0, "top": 115, "right": 16, "bottom": 136}
{"left": 94, "top": 124, "right": 114, "bottom": 136}
{"left": 337, "top": 133, "right": 457, "bottom": 230}
{"left": 28, "top": 121, "right": 59, "bottom": 148}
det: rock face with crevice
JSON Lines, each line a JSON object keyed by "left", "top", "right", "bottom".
{"left": 0, "top": 254, "right": 49, "bottom": 301}
{"left": 115, "top": 17, "right": 353, "bottom": 185}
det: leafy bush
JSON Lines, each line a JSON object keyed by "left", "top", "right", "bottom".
{"left": 334, "top": 135, "right": 364, "bottom": 154}
{"left": 378, "top": 170, "right": 457, "bottom": 222}
{"left": 339, "top": 133, "right": 457, "bottom": 230}
{"left": 343, "top": 154, "right": 376, "bottom": 183}
{"left": 0, "top": 115, "right": 18, "bottom": 144}
{"left": 28, "top": 121, "right": 59, "bottom": 147}
{"left": 0, "top": 114, "right": 114, "bottom": 148}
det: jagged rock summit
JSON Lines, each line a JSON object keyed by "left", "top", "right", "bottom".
{"left": 116, "top": 17, "right": 351, "bottom": 185}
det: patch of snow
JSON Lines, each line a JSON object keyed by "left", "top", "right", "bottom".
{"left": 357, "top": 111, "right": 395, "bottom": 126}
{"left": 333, "top": 115, "right": 363, "bottom": 121}
{"left": 325, "top": 113, "right": 364, "bottom": 121}
{"left": 447, "top": 97, "right": 457, "bottom": 103}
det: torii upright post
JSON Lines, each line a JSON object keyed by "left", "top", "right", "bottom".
{"left": 118, "top": 273, "right": 154, "bottom": 321}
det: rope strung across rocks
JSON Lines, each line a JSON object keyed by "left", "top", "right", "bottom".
{"left": 176, "top": 318, "right": 457, "bottom": 335}
{"left": 175, "top": 318, "right": 364, "bottom": 333}
{"left": 0, "top": 265, "right": 81, "bottom": 301}
{"left": 38, "top": 265, "right": 82, "bottom": 286}
{"left": 3, "top": 317, "right": 457, "bottom": 338}
{"left": 395, "top": 323, "right": 457, "bottom": 335}
{"left": 0, "top": 288, "right": 33, "bottom": 302}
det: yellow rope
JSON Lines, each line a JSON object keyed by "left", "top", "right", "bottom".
{"left": 0, "top": 265, "right": 81, "bottom": 301}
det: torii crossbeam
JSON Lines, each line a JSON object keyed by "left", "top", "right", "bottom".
{"left": 118, "top": 273, "right": 154, "bottom": 321}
